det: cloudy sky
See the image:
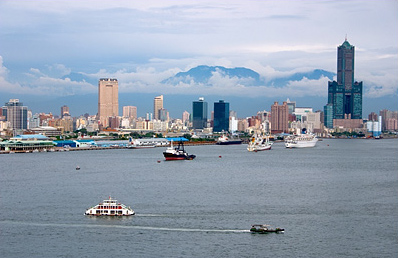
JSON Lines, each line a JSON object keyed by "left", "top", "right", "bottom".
{"left": 0, "top": 0, "right": 397, "bottom": 117}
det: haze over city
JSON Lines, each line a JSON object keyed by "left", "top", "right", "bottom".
{"left": 0, "top": 0, "right": 397, "bottom": 117}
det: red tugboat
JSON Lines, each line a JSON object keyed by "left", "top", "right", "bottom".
{"left": 163, "top": 141, "right": 196, "bottom": 161}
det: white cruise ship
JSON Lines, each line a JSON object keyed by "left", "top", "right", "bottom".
{"left": 285, "top": 130, "right": 318, "bottom": 148}
{"left": 85, "top": 197, "right": 135, "bottom": 216}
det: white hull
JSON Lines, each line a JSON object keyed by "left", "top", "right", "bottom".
{"left": 285, "top": 135, "right": 318, "bottom": 148}
{"left": 247, "top": 144, "right": 272, "bottom": 152}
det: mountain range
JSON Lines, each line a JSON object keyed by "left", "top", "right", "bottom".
{"left": 62, "top": 65, "right": 336, "bottom": 88}
{"left": 162, "top": 65, "right": 335, "bottom": 87}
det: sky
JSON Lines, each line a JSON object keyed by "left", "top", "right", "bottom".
{"left": 0, "top": 0, "right": 397, "bottom": 118}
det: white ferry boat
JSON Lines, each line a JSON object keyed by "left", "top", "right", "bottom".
{"left": 285, "top": 130, "right": 318, "bottom": 148}
{"left": 85, "top": 197, "right": 135, "bottom": 216}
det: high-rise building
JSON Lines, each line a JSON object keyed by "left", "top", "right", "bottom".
{"left": 159, "top": 108, "right": 168, "bottom": 122}
{"left": 271, "top": 101, "right": 289, "bottom": 133}
{"left": 213, "top": 100, "right": 229, "bottom": 132}
{"left": 2, "top": 99, "right": 28, "bottom": 134}
{"left": 324, "top": 103, "right": 334, "bottom": 128}
{"left": 153, "top": 95, "right": 163, "bottom": 120}
{"left": 123, "top": 106, "right": 137, "bottom": 119}
{"left": 98, "top": 78, "right": 118, "bottom": 128}
{"left": 61, "top": 105, "right": 70, "bottom": 118}
{"left": 192, "top": 97, "right": 208, "bottom": 129}
{"left": 327, "top": 39, "right": 363, "bottom": 120}
{"left": 182, "top": 111, "right": 190, "bottom": 124}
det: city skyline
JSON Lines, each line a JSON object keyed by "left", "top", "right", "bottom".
{"left": 0, "top": 1, "right": 397, "bottom": 117}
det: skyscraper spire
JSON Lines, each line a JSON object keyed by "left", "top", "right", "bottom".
{"left": 345, "top": 34, "right": 347, "bottom": 41}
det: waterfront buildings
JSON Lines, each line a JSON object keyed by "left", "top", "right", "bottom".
{"left": 2, "top": 99, "right": 28, "bottom": 135}
{"left": 271, "top": 101, "right": 289, "bottom": 133}
{"left": 325, "top": 39, "right": 363, "bottom": 128}
{"left": 98, "top": 78, "right": 118, "bottom": 128}
{"left": 192, "top": 97, "right": 208, "bottom": 130}
{"left": 213, "top": 100, "right": 229, "bottom": 132}
{"left": 154, "top": 95, "right": 163, "bottom": 120}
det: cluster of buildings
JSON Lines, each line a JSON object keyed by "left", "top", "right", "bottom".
{"left": 1, "top": 39, "right": 397, "bottom": 139}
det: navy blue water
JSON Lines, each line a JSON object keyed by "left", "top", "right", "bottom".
{"left": 1, "top": 139, "right": 397, "bottom": 257}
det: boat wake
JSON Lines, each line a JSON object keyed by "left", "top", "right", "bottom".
{"left": 1, "top": 220, "right": 250, "bottom": 233}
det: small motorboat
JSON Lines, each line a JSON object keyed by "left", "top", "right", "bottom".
{"left": 76, "top": 166, "right": 80, "bottom": 170}
{"left": 250, "top": 224, "right": 284, "bottom": 233}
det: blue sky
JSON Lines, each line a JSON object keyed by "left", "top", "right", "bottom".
{"left": 0, "top": 0, "right": 397, "bottom": 117}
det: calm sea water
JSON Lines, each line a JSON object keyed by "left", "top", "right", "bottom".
{"left": 1, "top": 139, "right": 397, "bottom": 257}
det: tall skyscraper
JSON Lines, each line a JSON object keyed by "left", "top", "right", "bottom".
{"left": 271, "top": 101, "right": 289, "bottom": 133}
{"left": 61, "top": 105, "right": 70, "bottom": 118}
{"left": 213, "top": 100, "right": 229, "bottom": 132}
{"left": 2, "top": 99, "right": 28, "bottom": 133}
{"left": 192, "top": 97, "right": 208, "bottom": 129}
{"left": 153, "top": 95, "right": 163, "bottom": 120}
{"left": 327, "top": 39, "right": 363, "bottom": 121}
{"left": 98, "top": 78, "right": 118, "bottom": 128}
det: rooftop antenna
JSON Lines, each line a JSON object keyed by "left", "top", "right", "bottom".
{"left": 345, "top": 34, "right": 347, "bottom": 41}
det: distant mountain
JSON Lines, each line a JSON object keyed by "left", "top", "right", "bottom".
{"left": 162, "top": 65, "right": 262, "bottom": 86}
{"left": 163, "top": 65, "right": 335, "bottom": 87}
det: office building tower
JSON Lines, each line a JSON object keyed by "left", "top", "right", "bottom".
{"left": 324, "top": 104, "right": 334, "bottom": 128}
{"left": 123, "top": 106, "right": 137, "bottom": 119}
{"left": 61, "top": 105, "right": 70, "bottom": 118}
{"left": 327, "top": 39, "right": 363, "bottom": 120}
{"left": 154, "top": 95, "right": 163, "bottom": 120}
{"left": 213, "top": 100, "right": 229, "bottom": 132}
{"left": 271, "top": 101, "right": 288, "bottom": 133}
{"left": 159, "top": 108, "right": 168, "bottom": 122}
{"left": 182, "top": 111, "right": 190, "bottom": 124}
{"left": 98, "top": 78, "right": 118, "bottom": 128}
{"left": 192, "top": 97, "right": 208, "bottom": 129}
{"left": 286, "top": 98, "right": 296, "bottom": 114}
{"left": 2, "top": 99, "right": 28, "bottom": 133}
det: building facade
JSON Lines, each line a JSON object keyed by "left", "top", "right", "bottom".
{"left": 153, "top": 95, "right": 163, "bottom": 120}
{"left": 122, "top": 106, "right": 137, "bottom": 119}
{"left": 324, "top": 104, "right": 334, "bottom": 128}
{"left": 327, "top": 39, "right": 363, "bottom": 120}
{"left": 213, "top": 100, "right": 229, "bottom": 132}
{"left": 192, "top": 97, "right": 208, "bottom": 129}
{"left": 98, "top": 78, "right": 118, "bottom": 128}
{"left": 2, "top": 99, "right": 28, "bottom": 134}
{"left": 271, "top": 101, "right": 289, "bottom": 133}
{"left": 61, "top": 105, "right": 70, "bottom": 118}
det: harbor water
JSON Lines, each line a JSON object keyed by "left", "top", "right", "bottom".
{"left": 1, "top": 138, "right": 397, "bottom": 257}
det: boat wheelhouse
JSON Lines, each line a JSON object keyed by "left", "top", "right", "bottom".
{"left": 85, "top": 197, "right": 135, "bottom": 216}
